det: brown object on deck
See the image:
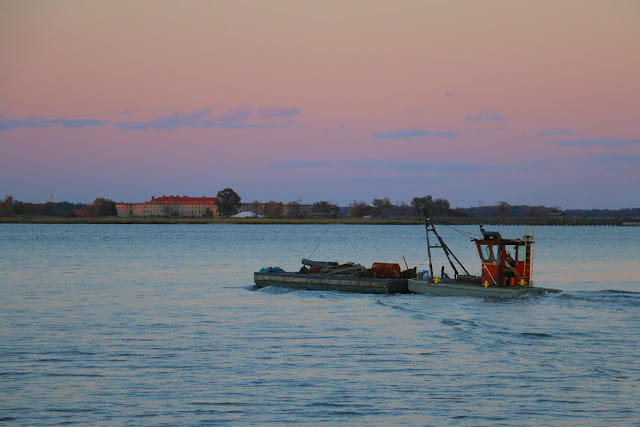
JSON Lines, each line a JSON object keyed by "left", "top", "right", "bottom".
{"left": 371, "top": 262, "right": 401, "bottom": 279}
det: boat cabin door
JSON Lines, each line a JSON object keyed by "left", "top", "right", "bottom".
{"left": 477, "top": 241, "right": 501, "bottom": 286}
{"left": 502, "top": 243, "right": 532, "bottom": 286}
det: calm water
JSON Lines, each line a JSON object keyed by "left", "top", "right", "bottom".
{"left": 1, "top": 224, "right": 639, "bottom": 426}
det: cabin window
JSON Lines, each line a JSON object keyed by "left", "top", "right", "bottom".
{"left": 479, "top": 244, "right": 496, "bottom": 262}
{"left": 505, "top": 245, "right": 525, "bottom": 262}
{"left": 491, "top": 245, "right": 500, "bottom": 262}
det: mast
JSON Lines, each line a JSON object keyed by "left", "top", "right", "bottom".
{"left": 424, "top": 209, "right": 434, "bottom": 280}
{"left": 423, "top": 209, "right": 470, "bottom": 278}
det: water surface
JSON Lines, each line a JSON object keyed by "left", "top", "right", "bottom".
{"left": 1, "top": 224, "right": 639, "bottom": 425}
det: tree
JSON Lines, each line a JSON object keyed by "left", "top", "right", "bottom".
{"left": 215, "top": 188, "right": 241, "bottom": 217}
{"left": 449, "top": 208, "right": 469, "bottom": 217}
{"left": 89, "top": 198, "right": 117, "bottom": 216}
{"left": 11, "top": 202, "right": 26, "bottom": 215}
{"left": 52, "top": 201, "right": 84, "bottom": 216}
{"left": 431, "top": 198, "right": 451, "bottom": 216}
{"left": 251, "top": 200, "right": 263, "bottom": 216}
{"left": 372, "top": 197, "right": 393, "bottom": 218}
{"left": 263, "top": 201, "right": 284, "bottom": 218}
{"left": 0, "top": 196, "right": 14, "bottom": 215}
{"left": 495, "top": 201, "right": 511, "bottom": 218}
{"left": 411, "top": 195, "right": 433, "bottom": 215}
{"left": 40, "top": 202, "right": 54, "bottom": 216}
{"left": 312, "top": 201, "right": 339, "bottom": 217}
{"left": 396, "top": 202, "right": 410, "bottom": 217}
{"left": 349, "top": 200, "right": 371, "bottom": 217}
{"left": 521, "top": 205, "right": 533, "bottom": 217}
{"left": 411, "top": 195, "right": 450, "bottom": 217}
{"left": 286, "top": 201, "right": 304, "bottom": 218}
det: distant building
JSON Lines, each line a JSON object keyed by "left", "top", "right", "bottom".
{"left": 116, "top": 195, "right": 219, "bottom": 218}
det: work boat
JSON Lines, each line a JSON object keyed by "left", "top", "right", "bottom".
{"left": 408, "top": 211, "right": 561, "bottom": 298}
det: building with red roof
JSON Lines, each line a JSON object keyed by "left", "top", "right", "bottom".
{"left": 116, "top": 195, "right": 219, "bottom": 218}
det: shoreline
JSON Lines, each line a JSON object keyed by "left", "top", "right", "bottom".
{"left": 0, "top": 216, "right": 635, "bottom": 226}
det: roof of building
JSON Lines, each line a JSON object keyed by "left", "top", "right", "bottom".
{"left": 145, "top": 195, "right": 218, "bottom": 204}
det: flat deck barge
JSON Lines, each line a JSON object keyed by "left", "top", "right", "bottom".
{"left": 254, "top": 271, "right": 409, "bottom": 294}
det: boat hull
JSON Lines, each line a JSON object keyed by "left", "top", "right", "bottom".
{"left": 254, "top": 272, "right": 409, "bottom": 294}
{"left": 408, "top": 279, "right": 560, "bottom": 298}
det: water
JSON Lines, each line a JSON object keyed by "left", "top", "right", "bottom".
{"left": 1, "top": 224, "right": 639, "bottom": 426}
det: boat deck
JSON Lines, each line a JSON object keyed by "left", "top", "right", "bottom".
{"left": 408, "top": 279, "right": 561, "bottom": 298}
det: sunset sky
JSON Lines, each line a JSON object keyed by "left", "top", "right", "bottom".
{"left": 1, "top": 0, "right": 639, "bottom": 209}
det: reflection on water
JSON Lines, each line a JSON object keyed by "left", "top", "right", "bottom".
{"left": 1, "top": 224, "right": 639, "bottom": 425}
{"left": 536, "top": 255, "right": 639, "bottom": 285}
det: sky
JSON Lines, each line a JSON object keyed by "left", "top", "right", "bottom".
{"left": 1, "top": 0, "right": 639, "bottom": 209}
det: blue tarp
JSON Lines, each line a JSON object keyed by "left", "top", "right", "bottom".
{"left": 259, "top": 267, "right": 285, "bottom": 273}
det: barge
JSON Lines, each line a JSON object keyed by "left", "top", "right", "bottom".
{"left": 254, "top": 259, "right": 412, "bottom": 294}
{"left": 253, "top": 212, "right": 560, "bottom": 298}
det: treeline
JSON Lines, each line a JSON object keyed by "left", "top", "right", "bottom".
{"left": 443, "top": 204, "right": 639, "bottom": 219}
{"left": 2, "top": 193, "right": 638, "bottom": 219}
{"left": 250, "top": 196, "right": 451, "bottom": 219}
{"left": 251, "top": 196, "right": 639, "bottom": 219}
{"left": 248, "top": 200, "right": 338, "bottom": 219}
{"left": 345, "top": 196, "right": 445, "bottom": 218}
{"left": 345, "top": 197, "right": 638, "bottom": 219}
{"left": 562, "top": 208, "right": 640, "bottom": 218}
{"left": 0, "top": 196, "right": 117, "bottom": 217}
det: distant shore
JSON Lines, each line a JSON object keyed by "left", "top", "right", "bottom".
{"left": 1, "top": 216, "right": 637, "bottom": 226}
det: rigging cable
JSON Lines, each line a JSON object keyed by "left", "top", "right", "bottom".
{"left": 441, "top": 224, "right": 481, "bottom": 239}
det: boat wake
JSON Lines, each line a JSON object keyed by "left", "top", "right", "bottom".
{"left": 375, "top": 299, "right": 415, "bottom": 313}
{"left": 556, "top": 289, "right": 640, "bottom": 306}
{"left": 249, "top": 285, "right": 296, "bottom": 294}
